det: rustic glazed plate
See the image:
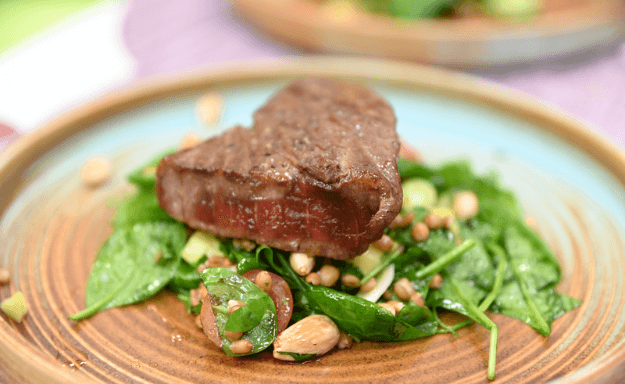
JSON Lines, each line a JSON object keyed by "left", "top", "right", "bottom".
{"left": 1, "top": 58, "right": 625, "bottom": 383}
{"left": 233, "top": 0, "right": 625, "bottom": 67}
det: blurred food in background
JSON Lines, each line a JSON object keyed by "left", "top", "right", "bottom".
{"left": 315, "top": 0, "right": 542, "bottom": 20}
{"left": 233, "top": 0, "right": 625, "bottom": 67}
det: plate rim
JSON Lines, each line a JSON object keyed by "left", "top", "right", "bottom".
{"left": 1, "top": 56, "right": 625, "bottom": 383}
{"left": 231, "top": 0, "right": 625, "bottom": 67}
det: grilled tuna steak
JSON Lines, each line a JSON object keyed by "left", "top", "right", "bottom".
{"left": 156, "top": 77, "right": 402, "bottom": 259}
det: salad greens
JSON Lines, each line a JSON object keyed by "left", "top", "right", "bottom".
{"left": 69, "top": 221, "right": 187, "bottom": 321}
{"left": 71, "top": 150, "right": 580, "bottom": 381}
{"left": 352, "top": 0, "right": 541, "bottom": 20}
{"left": 200, "top": 268, "right": 277, "bottom": 356}
{"left": 112, "top": 189, "right": 175, "bottom": 228}
{"left": 126, "top": 149, "right": 175, "bottom": 190}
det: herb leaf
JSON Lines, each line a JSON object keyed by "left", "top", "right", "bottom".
{"left": 200, "top": 268, "right": 277, "bottom": 356}
{"left": 112, "top": 190, "right": 174, "bottom": 228}
{"left": 265, "top": 252, "right": 438, "bottom": 342}
{"left": 177, "top": 292, "right": 202, "bottom": 315}
{"left": 70, "top": 222, "right": 187, "bottom": 321}
{"left": 169, "top": 258, "right": 205, "bottom": 293}
{"left": 489, "top": 222, "right": 581, "bottom": 335}
{"left": 226, "top": 298, "right": 267, "bottom": 333}
{"left": 277, "top": 352, "right": 317, "bottom": 362}
{"left": 219, "top": 239, "right": 268, "bottom": 274}
{"left": 397, "top": 158, "right": 435, "bottom": 180}
{"left": 305, "top": 287, "right": 396, "bottom": 341}
{"left": 126, "top": 149, "right": 175, "bottom": 190}
{"left": 415, "top": 239, "right": 475, "bottom": 279}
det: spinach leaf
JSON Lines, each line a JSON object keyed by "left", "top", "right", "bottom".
{"left": 488, "top": 222, "right": 580, "bottom": 335}
{"left": 394, "top": 318, "right": 439, "bottom": 341}
{"left": 397, "top": 159, "right": 523, "bottom": 231}
{"left": 277, "top": 352, "right": 317, "bottom": 362}
{"left": 220, "top": 240, "right": 268, "bottom": 274}
{"left": 419, "top": 228, "right": 456, "bottom": 255}
{"left": 411, "top": 205, "right": 430, "bottom": 222}
{"left": 474, "top": 182, "right": 524, "bottom": 231}
{"left": 436, "top": 161, "right": 476, "bottom": 191}
{"left": 451, "top": 225, "right": 495, "bottom": 289}
{"left": 70, "top": 222, "right": 187, "bottom": 320}
{"left": 304, "top": 286, "right": 439, "bottom": 342}
{"left": 397, "top": 158, "right": 446, "bottom": 189}
{"left": 359, "top": 0, "right": 393, "bottom": 15}
{"left": 266, "top": 252, "right": 437, "bottom": 342}
{"left": 127, "top": 149, "right": 176, "bottom": 190}
{"left": 305, "top": 287, "right": 396, "bottom": 341}
{"left": 178, "top": 292, "right": 202, "bottom": 315}
{"left": 391, "top": 245, "right": 429, "bottom": 272}
{"left": 200, "top": 268, "right": 277, "bottom": 356}
{"left": 426, "top": 275, "right": 486, "bottom": 318}
{"left": 397, "top": 158, "right": 435, "bottom": 180}
{"left": 390, "top": 0, "right": 456, "bottom": 19}
{"left": 338, "top": 263, "right": 363, "bottom": 279}
{"left": 437, "top": 161, "right": 524, "bottom": 230}
{"left": 236, "top": 257, "right": 269, "bottom": 275}
{"left": 504, "top": 222, "right": 561, "bottom": 287}
{"left": 290, "top": 291, "right": 317, "bottom": 324}
{"left": 396, "top": 304, "right": 431, "bottom": 326}
{"left": 226, "top": 298, "right": 268, "bottom": 333}
{"left": 169, "top": 258, "right": 205, "bottom": 293}
{"left": 112, "top": 190, "right": 174, "bottom": 228}
{"left": 423, "top": 229, "right": 490, "bottom": 317}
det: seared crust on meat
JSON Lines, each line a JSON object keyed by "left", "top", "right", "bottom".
{"left": 156, "top": 77, "right": 402, "bottom": 259}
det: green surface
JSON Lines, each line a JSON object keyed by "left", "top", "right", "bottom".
{"left": 0, "top": 0, "right": 103, "bottom": 53}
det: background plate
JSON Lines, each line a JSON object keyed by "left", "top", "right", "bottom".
{"left": 233, "top": 0, "right": 625, "bottom": 67}
{"left": 1, "top": 58, "right": 625, "bottom": 383}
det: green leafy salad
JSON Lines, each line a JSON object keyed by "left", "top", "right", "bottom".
{"left": 321, "top": 0, "right": 543, "bottom": 20}
{"left": 70, "top": 149, "right": 580, "bottom": 381}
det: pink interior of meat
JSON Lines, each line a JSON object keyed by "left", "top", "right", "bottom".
{"left": 192, "top": 180, "right": 377, "bottom": 255}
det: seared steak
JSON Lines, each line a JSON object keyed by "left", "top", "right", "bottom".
{"left": 156, "top": 78, "right": 402, "bottom": 259}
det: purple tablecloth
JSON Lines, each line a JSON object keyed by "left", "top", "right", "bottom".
{"left": 2, "top": 0, "right": 623, "bottom": 150}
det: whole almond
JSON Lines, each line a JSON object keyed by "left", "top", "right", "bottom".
{"left": 273, "top": 315, "right": 340, "bottom": 361}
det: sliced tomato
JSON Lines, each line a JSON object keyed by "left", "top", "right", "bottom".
{"left": 200, "top": 293, "right": 222, "bottom": 348}
{"left": 243, "top": 270, "right": 293, "bottom": 333}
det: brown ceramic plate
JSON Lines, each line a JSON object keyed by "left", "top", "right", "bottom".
{"left": 1, "top": 58, "right": 625, "bottom": 383}
{"left": 233, "top": 0, "right": 625, "bottom": 67}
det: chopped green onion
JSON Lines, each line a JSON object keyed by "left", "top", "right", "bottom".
{"left": 436, "top": 320, "right": 474, "bottom": 334}
{"left": 479, "top": 243, "right": 508, "bottom": 312}
{"left": 448, "top": 277, "right": 498, "bottom": 381}
{"left": 433, "top": 307, "right": 459, "bottom": 336}
{"left": 415, "top": 240, "right": 476, "bottom": 279}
